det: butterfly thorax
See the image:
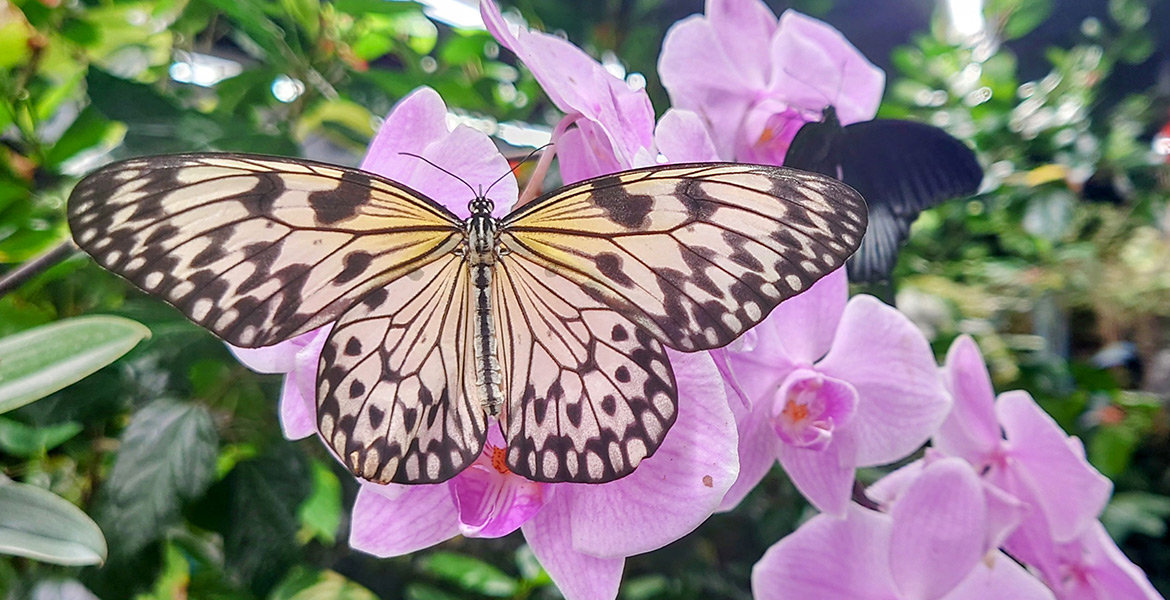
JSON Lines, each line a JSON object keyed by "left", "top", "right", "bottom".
{"left": 465, "top": 197, "right": 505, "bottom": 415}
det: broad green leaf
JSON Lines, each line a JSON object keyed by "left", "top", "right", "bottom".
{"left": 96, "top": 400, "right": 218, "bottom": 557}
{"left": 269, "top": 567, "right": 378, "bottom": 600}
{"left": 296, "top": 460, "right": 342, "bottom": 545}
{"left": 420, "top": 551, "right": 518, "bottom": 597}
{"left": 0, "top": 315, "right": 150, "bottom": 415}
{"left": 0, "top": 479, "right": 107, "bottom": 566}
{"left": 0, "top": 417, "right": 84, "bottom": 457}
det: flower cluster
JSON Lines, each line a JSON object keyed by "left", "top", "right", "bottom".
{"left": 227, "top": 1, "right": 1162, "bottom": 599}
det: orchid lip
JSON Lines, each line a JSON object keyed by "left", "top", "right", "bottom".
{"left": 769, "top": 368, "right": 859, "bottom": 451}
{"left": 451, "top": 443, "right": 548, "bottom": 539}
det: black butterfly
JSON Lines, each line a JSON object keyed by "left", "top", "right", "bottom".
{"left": 784, "top": 106, "right": 983, "bottom": 283}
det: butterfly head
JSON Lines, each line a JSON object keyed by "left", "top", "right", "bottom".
{"left": 469, "top": 196, "right": 495, "bottom": 216}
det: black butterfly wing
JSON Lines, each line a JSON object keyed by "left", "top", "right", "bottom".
{"left": 786, "top": 117, "right": 983, "bottom": 283}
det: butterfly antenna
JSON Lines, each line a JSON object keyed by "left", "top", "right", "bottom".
{"left": 399, "top": 152, "right": 479, "bottom": 198}
{"left": 483, "top": 142, "right": 554, "bottom": 198}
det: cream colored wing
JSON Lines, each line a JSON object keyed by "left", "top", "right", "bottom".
{"left": 316, "top": 254, "right": 486, "bottom": 484}
{"left": 500, "top": 163, "right": 867, "bottom": 351}
{"left": 68, "top": 153, "right": 462, "bottom": 347}
{"left": 492, "top": 251, "right": 676, "bottom": 483}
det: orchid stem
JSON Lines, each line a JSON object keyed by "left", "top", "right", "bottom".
{"left": 516, "top": 115, "right": 575, "bottom": 208}
{"left": 0, "top": 241, "right": 77, "bottom": 299}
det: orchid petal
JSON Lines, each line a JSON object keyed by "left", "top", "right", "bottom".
{"left": 764, "top": 267, "right": 847, "bottom": 365}
{"left": 719, "top": 398, "right": 782, "bottom": 512}
{"left": 658, "top": 14, "right": 758, "bottom": 160}
{"left": 228, "top": 340, "right": 299, "bottom": 373}
{"left": 654, "top": 109, "right": 720, "bottom": 163}
{"left": 281, "top": 326, "right": 329, "bottom": 439}
{"left": 936, "top": 335, "right": 1001, "bottom": 462}
{"left": 997, "top": 391, "right": 1112, "bottom": 541}
{"left": 1069, "top": 522, "right": 1163, "bottom": 600}
{"left": 481, "top": 0, "right": 653, "bottom": 170}
{"left": 556, "top": 124, "right": 624, "bottom": 185}
{"left": 570, "top": 351, "right": 737, "bottom": 557}
{"left": 941, "top": 553, "right": 1056, "bottom": 600}
{"left": 776, "top": 431, "right": 856, "bottom": 515}
{"left": 349, "top": 483, "right": 459, "bottom": 557}
{"left": 818, "top": 295, "right": 951, "bottom": 465}
{"left": 889, "top": 458, "right": 986, "bottom": 600}
{"left": 707, "top": 0, "right": 779, "bottom": 89}
{"left": 361, "top": 87, "right": 516, "bottom": 217}
{"left": 522, "top": 493, "right": 624, "bottom": 600}
{"left": 767, "top": 10, "right": 884, "bottom": 125}
{"left": 752, "top": 507, "right": 894, "bottom": 600}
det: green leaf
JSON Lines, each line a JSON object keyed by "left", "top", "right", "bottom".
{"left": 0, "top": 417, "right": 84, "bottom": 457}
{"left": 333, "top": 0, "right": 421, "bottom": 17}
{"left": 420, "top": 551, "right": 518, "bottom": 597}
{"left": 96, "top": 400, "right": 218, "bottom": 557}
{"left": 296, "top": 460, "right": 342, "bottom": 545}
{"left": 0, "top": 479, "right": 107, "bottom": 566}
{"left": 134, "top": 542, "right": 191, "bottom": 600}
{"left": 269, "top": 567, "right": 378, "bottom": 600}
{"left": 44, "top": 106, "right": 120, "bottom": 169}
{"left": 999, "top": 0, "right": 1052, "bottom": 40}
{"left": 217, "top": 447, "right": 312, "bottom": 594}
{"left": 403, "top": 584, "right": 462, "bottom": 600}
{"left": 0, "top": 315, "right": 151, "bottom": 415}
{"left": 1103, "top": 492, "right": 1170, "bottom": 540}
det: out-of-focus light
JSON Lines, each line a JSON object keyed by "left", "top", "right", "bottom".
{"left": 272, "top": 75, "right": 305, "bottom": 103}
{"left": 1153, "top": 134, "right": 1170, "bottom": 156}
{"left": 946, "top": 0, "right": 985, "bottom": 39}
{"left": 399, "top": 0, "right": 484, "bottom": 30}
{"left": 169, "top": 52, "right": 242, "bottom": 87}
{"left": 497, "top": 121, "right": 551, "bottom": 148}
{"left": 601, "top": 51, "right": 626, "bottom": 80}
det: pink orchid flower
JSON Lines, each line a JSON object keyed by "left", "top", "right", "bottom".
{"left": 480, "top": 0, "right": 656, "bottom": 183}
{"left": 231, "top": 87, "right": 740, "bottom": 600}
{"left": 659, "top": 0, "right": 885, "bottom": 164}
{"left": 935, "top": 336, "right": 1162, "bottom": 599}
{"left": 720, "top": 267, "right": 950, "bottom": 514}
{"left": 936, "top": 336, "right": 1113, "bottom": 546}
{"left": 752, "top": 458, "right": 1057, "bottom": 600}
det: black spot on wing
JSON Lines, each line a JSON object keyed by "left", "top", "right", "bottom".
{"left": 596, "top": 252, "right": 635, "bottom": 287}
{"left": 336, "top": 251, "right": 374, "bottom": 284}
{"left": 309, "top": 170, "right": 371, "bottom": 225}
{"left": 591, "top": 175, "right": 653, "bottom": 229}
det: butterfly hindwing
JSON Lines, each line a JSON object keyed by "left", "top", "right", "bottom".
{"left": 785, "top": 111, "right": 983, "bottom": 282}
{"left": 316, "top": 254, "right": 486, "bottom": 484}
{"left": 500, "top": 163, "right": 867, "bottom": 352}
{"left": 67, "top": 153, "right": 462, "bottom": 347}
{"left": 492, "top": 250, "right": 677, "bottom": 483}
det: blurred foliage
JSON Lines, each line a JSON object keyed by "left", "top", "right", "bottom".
{"left": 1, "top": 0, "right": 1169, "bottom": 598}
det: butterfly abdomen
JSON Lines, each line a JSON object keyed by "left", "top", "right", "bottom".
{"left": 467, "top": 210, "right": 505, "bottom": 415}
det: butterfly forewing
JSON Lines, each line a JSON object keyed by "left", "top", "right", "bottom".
{"left": 67, "top": 154, "right": 462, "bottom": 347}
{"left": 500, "top": 163, "right": 867, "bottom": 352}
{"left": 317, "top": 254, "right": 486, "bottom": 483}
{"left": 492, "top": 250, "right": 677, "bottom": 482}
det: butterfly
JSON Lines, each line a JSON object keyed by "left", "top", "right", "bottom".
{"left": 67, "top": 153, "right": 867, "bottom": 484}
{"left": 784, "top": 106, "right": 983, "bottom": 283}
